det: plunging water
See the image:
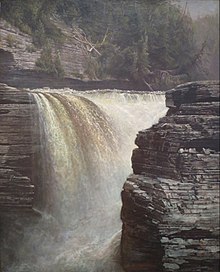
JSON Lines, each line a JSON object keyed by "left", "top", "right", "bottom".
{"left": 1, "top": 89, "right": 167, "bottom": 272}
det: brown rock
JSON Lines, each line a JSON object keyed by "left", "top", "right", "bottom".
{"left": 0, "top": 87, "right": 39, "bottom": 214}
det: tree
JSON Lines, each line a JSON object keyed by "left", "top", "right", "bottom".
{"left": 1, "top": 0, "right": 207, "bottom": 86}
{"left": 35, "top": 46, "right": 64, "bottom": 77}
{"left": 193, "top": 13, "right": 219, "bottom": 80}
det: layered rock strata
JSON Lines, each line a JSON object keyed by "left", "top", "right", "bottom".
{"left": 0, "top": 69, "right": 140, "bottom": 91}
{"left": 0, "top": 84, "right": 39, "bottom": 214}
{"left": 121, "top": 81, "right": 220, "bottom": 272}
{"left": 0, "top": 18, "right": 139, "bottom": 91}
{"left": 0, "top": 18, "right": 88, "bottom": 82}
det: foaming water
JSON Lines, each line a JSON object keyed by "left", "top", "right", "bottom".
{"left": 1, "top": 89, "right": 167, "bottom": 272}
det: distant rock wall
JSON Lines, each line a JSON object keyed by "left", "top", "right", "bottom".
{"left": 0, "top": 19, "right": 88, "bottom": 82}
{"left": 0, "top": 19, "right": 41, "bottom": 75}
{"left": 121, "top": 81, "right": 220, "bottom": 272}
{"left": 0, "top": 84, "right": 39, "bottom": 214}
{"left": 0, "top": 19, "right": 143, "bottom": 90}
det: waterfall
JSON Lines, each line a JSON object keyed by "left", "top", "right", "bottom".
{"left": 1, "top": 89, "right": 167, "bottom": 272}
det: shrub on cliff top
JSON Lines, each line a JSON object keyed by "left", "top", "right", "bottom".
{"left": 0, "top": 0, "right": 64, "bottom": 48}
{"left": 6, "top": 34, "right": 17, "bottom": 48}
{"left": 35, "top": 46, "right": 64, "bottom": 78}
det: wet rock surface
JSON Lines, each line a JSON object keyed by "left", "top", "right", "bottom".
{"left": 121, "top": 81, "right": 220, "bottom": 272}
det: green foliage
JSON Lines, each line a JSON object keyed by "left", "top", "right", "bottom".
{"left": 72, "top": 72, "right": 84, "bottom": 80}
{"left": 26, "top": 44, "right": 37, "bottom": 53}
{"left": 6, "top": 34, "right": 17, "bottom": 48}
{"left": 1, "top": 0, "right": 64, "bottom": 48}
{"left": 54, "top": 52, "right": 65, "bottom": 78}
{"left": 35, "top": 46, "right": 64, "bottom": 77}
{"left": 1, "top": 0, "right": 213, "bottom": 83}
{"left": 85, "top": 55, "right": 100, "bottom": 80}
{"left": 193, "top": 13, "right": 219, "bottom": 80}
{"left": 63, "top": 0, "right": 197, "bottom": 82}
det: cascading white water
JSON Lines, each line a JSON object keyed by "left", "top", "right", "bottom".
{"left": 1, "top": 89, "right": 167, "bottom": 272}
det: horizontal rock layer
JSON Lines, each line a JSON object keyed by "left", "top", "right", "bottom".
{"left": 0, "top": 69, "right": 142, "bottom": 91}
{"left": 0, "top": 18, "right": 88, "bottom": 81}
{"left": 0, "top": 19, "right": 154, "bottom": 91}
{"left": 121, "top": 81, "right": 220, "bottom": 272}
{"left": 0, "top": 84, "right": 39, "bottom": 214}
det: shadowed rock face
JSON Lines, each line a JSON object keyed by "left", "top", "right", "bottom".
{"left": 121, "top": 81, "right": 220, "bottom": 272}
{"left": 0, "top": 84, "right": 39, "bottom": 214}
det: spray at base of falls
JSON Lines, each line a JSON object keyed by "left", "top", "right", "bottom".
{"left": 1, "top": 89, "right": 167, "bottom": 272}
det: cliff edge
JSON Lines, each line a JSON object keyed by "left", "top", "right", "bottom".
{"left": 121, "top": 81, "right": 220, "bottom": 272}
{"left": 0, "top": 84, "right": 39, "bottom": 214}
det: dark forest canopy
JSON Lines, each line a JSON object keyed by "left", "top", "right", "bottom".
{"left": 0, "top": 0, "right": 219, "bottom": 88}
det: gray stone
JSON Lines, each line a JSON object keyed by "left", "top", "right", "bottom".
{"left": 0, "top": 86, "right": 39, "bottom": 214}
{"left": 121, "top": 81, "right": 220, "bottom": 272}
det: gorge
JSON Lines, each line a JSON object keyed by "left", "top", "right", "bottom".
{"left": 121, "top": 81, "right": 219, "bottom": 271}
{"left": 0, "top": 85, "right": 166, "bottom": 271}
{"left": 0, "top": 81, "right": 219, "bottom": 271}
{"left": 0, "top": 1, "right": 219, "bottom": 270}
{"left": 0, "top": 19, "right": 139, "bottom": 91}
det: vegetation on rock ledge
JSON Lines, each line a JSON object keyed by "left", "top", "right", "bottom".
{"left": 35, "top": 46, "right": 64, "bottom": 77}
{"left": 0, "top": 0, "right": 218, "bottom": 89}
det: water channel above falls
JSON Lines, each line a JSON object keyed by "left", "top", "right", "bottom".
{"left": 1, "top": 89, "right": 167, "bottom": 272}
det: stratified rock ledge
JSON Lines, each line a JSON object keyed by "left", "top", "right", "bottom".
{"left": 121, "top": 81, "right": 220, "bottom": 272}
{"left": 0, "top": 84, "right": 39, "bottom": 214}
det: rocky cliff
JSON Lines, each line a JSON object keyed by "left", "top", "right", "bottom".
{"left": 0, "top": 19, "right": 157, "bottom": 91}
{"left": 0, "top": 19, "right": 89, "bottom": 84}
{"left": 0, "top": 84, "right": 39, "bottom": 214}
{"left": 121, "top": 81, "right": 220, "bottom": 272}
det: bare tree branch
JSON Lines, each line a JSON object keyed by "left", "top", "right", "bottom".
{"left": 73, "top": 28, "right": 103, "bottom": 56}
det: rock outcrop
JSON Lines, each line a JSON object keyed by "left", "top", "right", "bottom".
{"left": 121, "top": 81, "right": 220, "bottom": 272}
{"left": 0, "top": 84, "right": 39, "bottom": 214}
{"left": 0, "top": 19, "right": 157, "bottom": 91}
{"left": 0, "top": 19, "right": 88, "bottom": 83}
{"left": 0, "top": 19, "right": 41, "bottom": 72}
